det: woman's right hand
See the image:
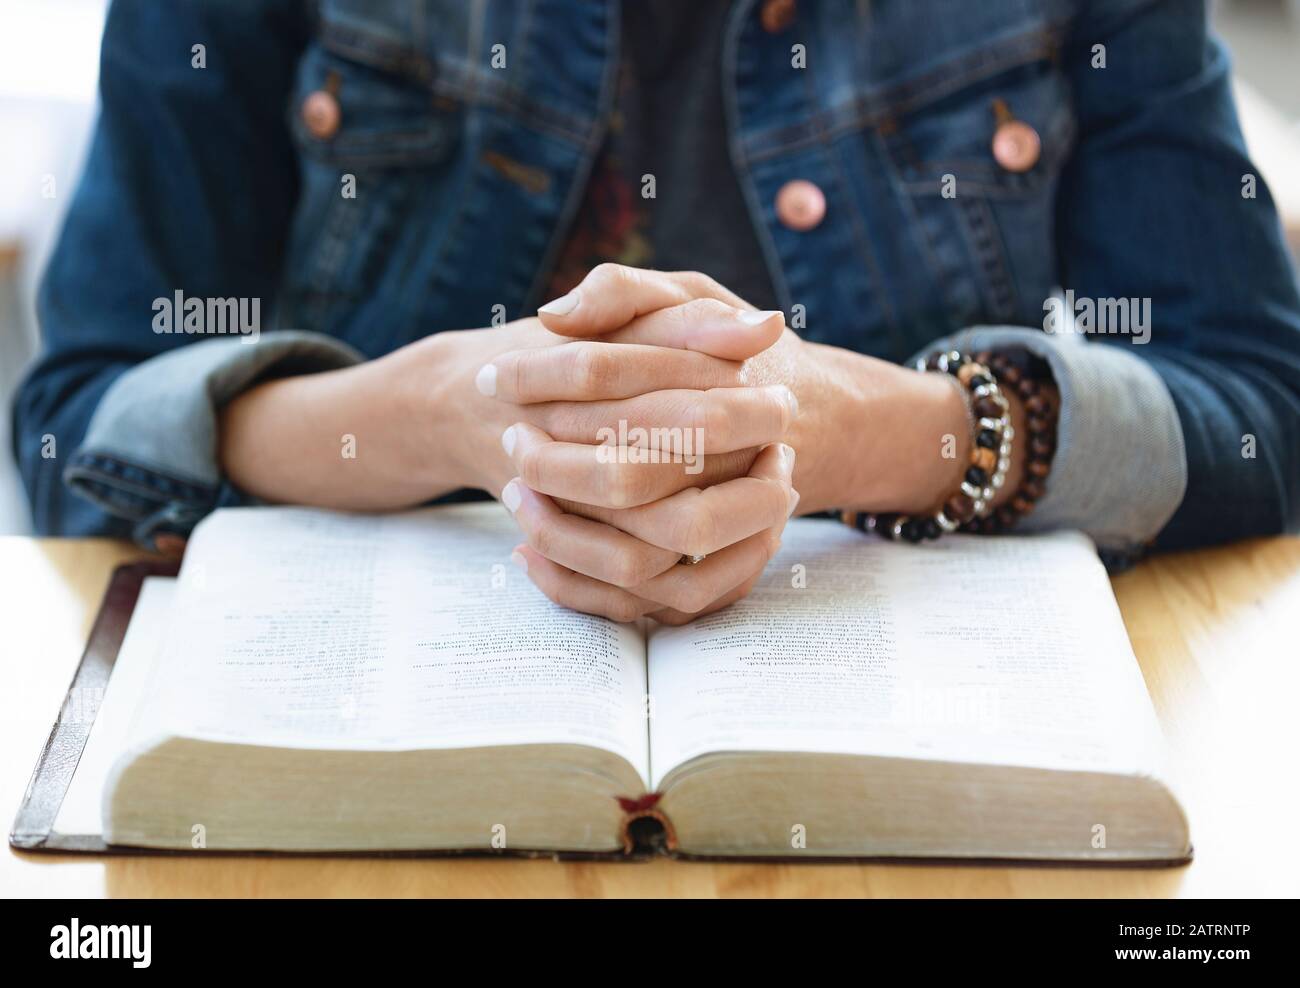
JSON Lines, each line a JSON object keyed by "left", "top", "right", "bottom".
{"left": 218, "top": 304, "right": 788, "bottom": 512}
{"left": 435, "top": 306, "right": 793, "bottom": 501}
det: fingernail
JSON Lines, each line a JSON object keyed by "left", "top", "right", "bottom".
{"left": 501, "top": 425, "right": 517, "bottom": 456}
{"left": 787, "top": 489, "right": 801, "bottom": 518}
{"left": 510, "top": 549, "right": 528, "bottom": 572}
{"left": 769, "top": 384, "right": 798, "bottom": 419}
{"left": 475, "top": 363, "right": 497, "bottom": 397}
{"left": 778, "top": 442, "right": 796, "bottom": 472}
{"left": 739, "top": 309, "right": 782, "bottom": 326}
{"left": 501, "top": 479, "right": 522, "bottom": 513}
{"left": 538, "top": 291, "right": 580, "bottom": 316}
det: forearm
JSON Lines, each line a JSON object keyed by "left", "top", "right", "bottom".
{"left": 218, "top": 340, "right": 466, "bottom": 510}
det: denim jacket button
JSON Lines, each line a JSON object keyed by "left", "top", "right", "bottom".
{"left": 776, "top": 179, "right": 825, "bottom": 231}
{"left": 760, "top": 0, "right": 797, "bottom": 33}
{"left": 992, "top": 120, "right": 1041, "bottom": 173}
{"left": 302, "top": 90, "right": 341, "bottom": 139}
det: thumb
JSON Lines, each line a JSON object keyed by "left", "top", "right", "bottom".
{"left": 536, "top": 265, "right": 785, "bottom": 360}
{"left": 602, "top": 301, "right": 786, "bottom": 361}
{"left": 747, "top": 441, "right": 800, "bottom": 544}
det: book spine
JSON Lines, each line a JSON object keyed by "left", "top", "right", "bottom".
{"left": 616, "top": 793, "right": 677, "bottom": 855}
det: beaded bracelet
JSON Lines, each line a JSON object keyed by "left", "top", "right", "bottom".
{"left": 841, "top": 349, "right": 1014, "bottom": 542}
{"left": 838, "top": 349, "right": 1059, "bottom": 542}
{"left": 961, "top": 349, "right": 1059, "bottom": 534}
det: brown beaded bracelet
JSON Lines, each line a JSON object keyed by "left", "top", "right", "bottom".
{"left": 840, "top": 349, "right": 1014, "bottom": 543}
{"left": 838, "top": 348, "right": 1058, "bottom": 542}
{"left": 960, "top": 349, "right": 1059, "bottom": 534}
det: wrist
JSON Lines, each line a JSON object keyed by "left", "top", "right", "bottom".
{"left": 409, "top": 327, "right": 523, "bottom": 496}
{"left": 888, "top": 368, "right": 975, "bottom": 514}
{"left": 789, "top": 350, "right": 964, "bottom": 514}
{"left": 826, "top": 357, "right": 1024, "bottom": 516}
{"left": 882, "top": 365, "right": 1028, "bottom": 515}
{"left": 388, "top": 330, "right": 485, "bottom": 494}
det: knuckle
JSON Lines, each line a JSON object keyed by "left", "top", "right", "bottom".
{"left": 761, "top": 386, "right": 790, "bottom": 427}
{"left": 678, "top": 270, "right": 723, "bottom": 298}
{"left": 552, "top": 404, "right": 593, "bottom": 443}
{"left": 516, "top": 445, "right": 548, "bottom": 490}
{"left": 658, "top": 585, "right": 692, "bottom": 614}
{"left": 766, "top": 480, "right": 792, "bottom": 523}
{"left": 662, "top": 299, "right": 694, "bottom": 332}
{"left": 603, "top": 469, "right": 633, "bottom": 508}
{"left": 548, "top": 581, "right": 589, "bottom": 616}
{"left": 529, "top": 403, "right": 562, "bottom": 439}
{"left": 671, "top": 583, "right": 713, "bottom": 615}
{"left": 508, "top": 351, "right": 535, "bottom": 400}
{"left": 777, "top": 395, "right": 798, "bottom": 436}
{"left": 682, "top": 296, "right": 729, "bottom": 320}
{"left": 562, "top": 499, "right": 608, "bottom": 523}
{"left": 702, "top": 448, "right": 756, "bottom": 486}
{"left": 540, "top": 583, "right": 571, "bottom": 611}
{"left": 589, "top": 262, "right": 633, "bottom": 293}
{"left": 608, "top": 597, "right": 645, "bottom": 624}
{"left": 604, "top": 464, "right": 650, "bottom": 508}
{"left": 636, "top": 552, "right": 670, "bottom": 588}
{"left": 695, "top": 391, "right": 730, "bottom": 448}
{"left": 607, "top": 548, "right": 647, "bottom": 589}
{"left": 676, "top": 500, "right": 719, "bottom": 557}
{"left": 570, "top": 343, "right": 618, "bottom": 394}
{"left": 528, "top": 516, "right": 559, "bottom": 560}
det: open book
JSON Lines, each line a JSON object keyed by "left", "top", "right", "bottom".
{"left": 52, "top": 503, "right": 1189, "bottom": 862}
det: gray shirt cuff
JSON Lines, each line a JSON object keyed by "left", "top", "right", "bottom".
{"left": 65, "top": 331, "right": 363, "bottom": 527}
{"left": 915, "top": 328, "right": 1188, "bottom": 556}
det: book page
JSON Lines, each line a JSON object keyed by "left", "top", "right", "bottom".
{"left": 646, "top": 520, "right": 1164, "bottom": 790}
{"left": 130, "top": 504, "right": 650, "bottom": 785}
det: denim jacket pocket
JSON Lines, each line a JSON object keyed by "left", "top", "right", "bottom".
{"left": 880, "top": 53, "right": 1076, "bottom": 330}
{"left": 289, "top": 42, "right": 461, "bottom": 169}
{"left": 281, "top": 36, "right": 465, "bottom": 349}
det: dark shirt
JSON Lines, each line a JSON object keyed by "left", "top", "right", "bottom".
{"left": 546, "top": 1, "right": 779, "bottom": 309}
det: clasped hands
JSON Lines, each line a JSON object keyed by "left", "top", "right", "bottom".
{"left": 470, "top": 266, "right": 804, "bottom": 625}
{"left": 439, "top": 262, "right": 989, "bottom": 626}
{"left": 220, "top": 263, "right": 993, "bottom": 625}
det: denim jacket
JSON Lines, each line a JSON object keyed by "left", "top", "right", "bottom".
{"left": 13, "top": 0, "right": 1300, "bottom": 563}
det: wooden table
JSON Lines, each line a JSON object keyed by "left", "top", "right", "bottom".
{"left": 3, "top": 535, "right": 1299, "bottom": 898}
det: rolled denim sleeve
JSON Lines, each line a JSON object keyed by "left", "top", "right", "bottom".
{"left": 1050, "top": 0, "right": 1300, "bottom": 555}
{"left": 63, "top": 332, "right": 362, "bottom": 548}
{"left": 911, "top": 2, "right": 1300, "bottom": 569}
{"left": 917, "top": 328, "right": 1186, "bottom": 562}
{"left": 11, "top": 0, "right": 313, "bottom": 539}
{"left": 928, "top": 0, "right": 1300, "bottom": 566}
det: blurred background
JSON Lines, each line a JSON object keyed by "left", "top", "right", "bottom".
{"left": 1, "top": 0, "right": 1298, "bottom": 535}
